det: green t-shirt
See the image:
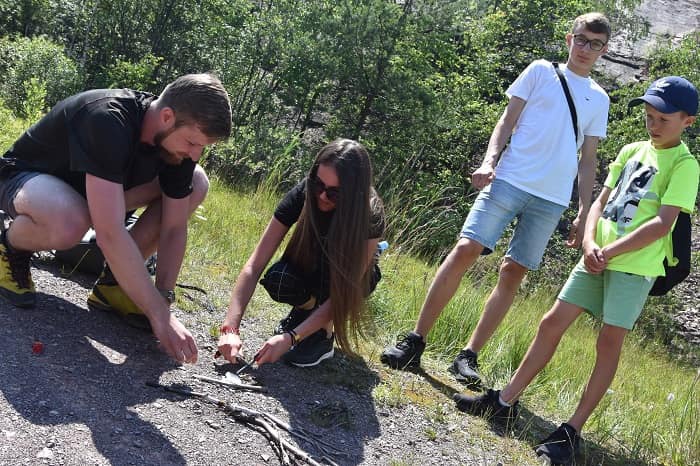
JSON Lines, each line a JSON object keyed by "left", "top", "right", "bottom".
{"left": 597, "top": 141, "right": 699, "bottom": 277}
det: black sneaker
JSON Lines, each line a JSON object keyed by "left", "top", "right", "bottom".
{"left": 274, "top": 306, "right": 310, "bottom": 335}
{"left": 283, "top": 329, "right": 334, "bottom": 367}
{"left": 380, "top": 332, "right": 425, "bottom": 369}
{"left": 448, "top": 349, "right": 482, "bottom": 388}
{"left": 0, "top": 236, "right": 36, "bottom": 308}
{"left": 453, "top": 389, "right": 519, "bottom": 425}
{"left": 534, "top": 423, "right": 580, "bottom": 465}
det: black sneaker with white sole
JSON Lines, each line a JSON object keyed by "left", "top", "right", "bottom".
{"left": 448, "top": 349, "right": 482, "bottom": 388}
{"left": 380, "top": 331, "right": 425, "bottom": 369}
{"left": 453, "top": 388, "right": 519, "bottom": 425}
{"left": 274, "top": 306, "right": 310, "bottom": 335}
{"left": 283, "top": 329, "right": 335, "bottom": 367}
{"left": 534, "top": 423, "right": 580, "bottom": 465}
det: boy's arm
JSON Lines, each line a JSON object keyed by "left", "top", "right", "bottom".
{"left": 602, "top": 204, "right": 681, "bottom": 260}
{"left": 567, "top": 135, "right": 599, "bottom": 248}
{"left": 471, "top": 96, "right": 526, "bottom": 189}
{"left": 581, "top": 186, "right": 609, "bottom": 274}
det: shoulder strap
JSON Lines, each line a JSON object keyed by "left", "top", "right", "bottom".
{"left": 552, "top": 62, "right": 579, "bottom": 142}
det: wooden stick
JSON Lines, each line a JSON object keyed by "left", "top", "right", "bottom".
{"left": 191, "top": 374, "right": 267, "bottom": 392}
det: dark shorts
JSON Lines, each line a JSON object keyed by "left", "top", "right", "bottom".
{"left": 0, "top": 170, "right": 42, "bottom": 218}
{"left": 260, "top": 258, "right": 381, "bottom": 306}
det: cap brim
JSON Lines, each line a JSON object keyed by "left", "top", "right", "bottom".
{"left": 628, "top": 95, "right": 681, "bottom": 113}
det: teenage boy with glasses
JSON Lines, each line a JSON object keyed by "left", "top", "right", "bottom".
{"left": 381, "top": 13, "right": 611, "bottom": 387}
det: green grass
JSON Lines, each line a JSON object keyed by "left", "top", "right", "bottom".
{"left": 2, "top": 103, "right": 696, "bottom": 465}
{"left": 185, "top": 178, "right": 698, "bottom": 466}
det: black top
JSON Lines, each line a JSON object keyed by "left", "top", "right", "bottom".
{"left": 274, "top": 179, "right": 385, "bottom": 238}
{"left": 2, "top": 89, "right": 195, "bottom": 199}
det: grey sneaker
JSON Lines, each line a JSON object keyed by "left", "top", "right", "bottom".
{"left": 448, "top": 349, "right": 482, "bottom": 388}
{"left": 453, "top": 389, "right": 519, "bottom": 425}
{"left": 283, "top": 329, "right": 334, "bottom": 367}
{"left": 380, "top": 332, "right": 425, "bottom": 369}
{"left": 534, "top": 423, "right": 580, "bottom": 465}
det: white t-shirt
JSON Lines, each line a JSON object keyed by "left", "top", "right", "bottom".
{"left": 495, "top": 59, "right": 609, "bottom": 206}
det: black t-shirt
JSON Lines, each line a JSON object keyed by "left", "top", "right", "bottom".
{"left": 274, "top": 179, "right": 385, "bottom": 238}
{"left": 2, "top": 89, "right": 195, "bottom": 199}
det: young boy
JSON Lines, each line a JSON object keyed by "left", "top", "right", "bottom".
{"left": 381, "top": 12, "right": 611, "bottom": 388}
{"left": 453, "top": 76, "right": 699, "bottom": 465}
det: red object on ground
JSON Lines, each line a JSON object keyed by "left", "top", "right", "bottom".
{"left": 32, "top": 341, "right": 44, "bottom": 354}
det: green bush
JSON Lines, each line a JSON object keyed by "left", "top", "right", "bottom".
{"left": 0, "top": 35, "right": 82, "bottom": 117}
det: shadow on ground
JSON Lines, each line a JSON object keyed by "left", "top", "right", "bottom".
{"left": 0, "top": 289, "right": 183, "bottom": 464}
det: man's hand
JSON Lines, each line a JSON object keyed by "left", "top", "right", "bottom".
{"left": 582, "top": 239, "right": 606, "bottom": 274}
{"left": 565, "top": 214, "right": 585, "bottom": 248}
{"left": 152, "top": 314, "right": 198, "bottom": 364}
{"left": 470, "top": 164, "right": 495, "bottom": 190}
{"left": 216, "top": 332, "right": 243, "bottom": 363}
{"left": 254, "top": 333, "right": 293, "bottom": 365}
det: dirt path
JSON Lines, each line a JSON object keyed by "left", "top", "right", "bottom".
{"left": 0, "top": 255, "right": 513, "bottom": 466}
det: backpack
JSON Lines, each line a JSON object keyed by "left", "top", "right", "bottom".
{"left": 648, "top": 210, "right": 692, "bottom": 296}
{"left": 54, "top": 213, "right": 157, "bottom": 276}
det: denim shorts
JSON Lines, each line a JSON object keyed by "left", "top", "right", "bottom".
{"left": 460, "top": 179, "right": 567, "bottom": 270}
{"left": 559, "top": 260, "right": 654, "bottom": 329}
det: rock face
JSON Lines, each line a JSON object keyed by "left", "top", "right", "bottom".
{"left": 596, "top": 0, "right": 700, "bottom": 84}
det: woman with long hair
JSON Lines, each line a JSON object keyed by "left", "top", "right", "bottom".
{"left": 217, "top": 139, "right": 385, "bottom": 367}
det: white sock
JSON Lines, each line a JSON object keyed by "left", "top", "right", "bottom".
{"left": 498, "top": 394, "right": 511, "bottom": 407}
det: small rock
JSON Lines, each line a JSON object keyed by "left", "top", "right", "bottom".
{"left": 261, "top": 454, "right": 271, "bottom": 462}
{"left": 36, "top": 447, "right": 53, "bottom": 459}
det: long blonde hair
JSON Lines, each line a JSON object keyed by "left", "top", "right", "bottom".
{"left": 282, "top": 139, "right": 382, "bottom": 354}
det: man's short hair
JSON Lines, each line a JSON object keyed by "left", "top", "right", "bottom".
{"left": 158, "top": 73, "right": 232, "bottom": 140}
{"left": 572, "top": 12, "right": 611, "bottom": 41}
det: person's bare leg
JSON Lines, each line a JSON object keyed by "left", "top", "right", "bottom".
{"left": 566, "top": 324, "right": 627, "bottom": 431}
{"left": 500, "top": 300, "right": 583, "bottom": 403}
{"left": 126, "top": 166, "right": 210, "bottom": 258}
{"left": 413, "top": 238, "right": 484, "bottom": 338}
{"left": 465, "top": 257, "right": 528, "bottom": 353}
{"left": 8, "top": 174, "right": 91, "bottom": 251}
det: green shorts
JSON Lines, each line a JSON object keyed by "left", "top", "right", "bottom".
{"left": 558, "top": 260, "right": 655, "bottom": 330}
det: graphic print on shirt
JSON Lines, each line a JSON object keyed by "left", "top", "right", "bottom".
{"left": 602, "top": 160, "right": 658, "bottom": 235}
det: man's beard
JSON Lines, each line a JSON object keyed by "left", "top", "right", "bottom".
{"left": 153, "top": 126, "right": 186, "bottom": 165}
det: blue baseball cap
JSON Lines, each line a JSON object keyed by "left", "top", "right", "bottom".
{"left": 629, "top": 76, "right": 698, "bottom": 116}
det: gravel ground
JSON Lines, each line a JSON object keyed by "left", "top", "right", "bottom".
{"left": 0, "top": 255, "right": 514, "bottom": 466}
{"left": 2, "top": 251, "right": 696, "bottom": 466}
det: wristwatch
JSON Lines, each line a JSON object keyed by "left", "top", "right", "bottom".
{"left": 158, "top": 288, "right": 176, "bottom": 304}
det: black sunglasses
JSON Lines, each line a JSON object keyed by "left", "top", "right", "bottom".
{"left": 311, "top": 176, "right": 340, "bottom": 203}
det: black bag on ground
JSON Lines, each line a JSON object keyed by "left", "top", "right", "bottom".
{"left": 648, "top": 211, "right": 692, "bottom": 296}
{"left": 54, "top": 213, "right": 156, "bottom": 276}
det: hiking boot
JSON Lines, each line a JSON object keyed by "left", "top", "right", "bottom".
{"left": 380, "top": 332, "right": 425, "bottom": 369}
{"left": 534, "top": 423, "right": 580, "bottom": 465}
{"left": 448, "top": 349, "right": 482, "bottom": 388}
{"left": 283, "top": 329, "right": 335, "bottom": 367}
{"left": 274, "top": 306, "right": 310, "bottom": 335}
{"left": 453, "top": 388, "right": 519, "bottom": 425}
{"left": 87, "top": 272, "right": 151, "bottom": 330}
{"left": 0, "top": 239, "right": 36, "bottom": 308}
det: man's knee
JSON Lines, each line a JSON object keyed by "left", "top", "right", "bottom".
{"left": 190, "top": 166, "right": 209, "bottom": 208}
{"left": 450, "top": 238, "right": 483, "bottom": 268}
{"left": 48, "top": 210, "right": 91, "bottom": 249}
{"left": 497, "top": 258, "right": 528, "bottom": 287}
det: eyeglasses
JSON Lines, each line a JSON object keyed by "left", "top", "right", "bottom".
{"left": 311, "top": 176, "right": 340, "bottom": 203}
{"left": 572, "top": 34, "right": 607, "bottom": 52}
